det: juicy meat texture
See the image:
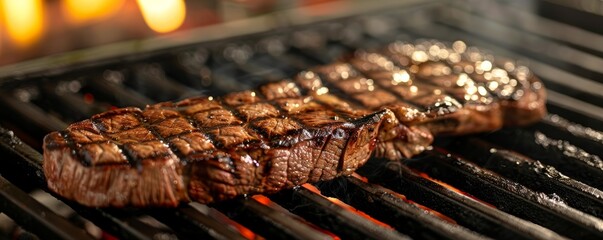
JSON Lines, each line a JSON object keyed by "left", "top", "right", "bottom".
{"left": 43, "top": 40, "right": 547, "bottom": 207}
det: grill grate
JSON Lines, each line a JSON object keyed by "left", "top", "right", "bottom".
{"left": 1, "top": 0, "right": 603, "bottom": 239}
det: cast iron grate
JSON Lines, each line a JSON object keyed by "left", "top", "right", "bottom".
{"left": 0, "top": 0, "right": 602, "bottom": 239}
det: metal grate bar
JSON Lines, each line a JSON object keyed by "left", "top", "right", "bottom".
{"left": 214, "top": 197, "right": 334, "bottom": 240}
{"left": 159, "top": 51, "right": 216, "bottom": 90}
{"left": 128, "top": 63, "right": 202, "bottom": 102}
{"left": 270, "top": 186, "right": 410, "bottom": 240}
{"left": 38, "top": 82, "right": 106, "bottom": 122}
{"left": 104, "top": 214, "right": 178, "bottom": 240}
{"left": 438, "top": 4, "right": 603, "bottom": 86}
{"left": 536, "top": 115, "right": 603, "bottom": 157}
{"left": 545, "top": 90, "right": 603, "bottom": 126}
{"left": 465, "top": 0, "right": 603, "bottom": 55}
{"left": 322, "top": 175, "right": 487, "bottom": 240}
{"left": 149, "top": 204, "right": 250, "bottom": 240}
{"left": 480, "top": 127, "right": 603, "bottom": 190}
{"left": 356, "top": 158, "right": 565, "bottom": 240}
{"left": 449, "top": 137, "right": 603, "bottom": 218}
{"left": 0, "top": 93, "right": 67, "bottom": 132}
{"left": 536, "top": 0, "right": 603, "bottom": 35}
{"left": 210, "top": 64, "right": 264, "bottom": 93}
{"left": 235, "top": 59, "right": 289, "bottom": 83}
{"left": 406, "top": 150, "right": 603, "bottom": 239}
{"left": 0, "top": 175, "right": 93, "bottom": 240}
{"left": 84, "top": 73, "right": 154, "bottom": 108}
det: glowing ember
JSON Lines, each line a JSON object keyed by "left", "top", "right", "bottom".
{"left": 83, "top": 93, "right": 95, "bottom": 104}
{"left": 251, "top": 195, "right": 271, "bottom": 205}
{"left": 350, "top": 174, "right": 456, "bottom": 224}
{"left": 302, "top": 184, "right": 394, "bottom": 229}
{"left": 387, "top": 189, "right": 456, "bottom": 224}
{"left": 205, "top": 206, "right": 260, "bottom": 240}
{"left": 2, "top": 0, "right": 44, "bottom": 48}
{"left": 351, "top": 173, "right": 368, "bottom": 182}
{"left": 137, "top": 0, "right": 186, "bottom": 33}
{"left": 228, "top": 221, "right": 260, "bottom": 240}
{"left": 415, "top": 170, "right": 496, "bottom": 208}
{"left": 252, "top": 195, "right": 340, "bottom": 239}
{"left": 302, "top": 183, "right": 322, "bottom": 194}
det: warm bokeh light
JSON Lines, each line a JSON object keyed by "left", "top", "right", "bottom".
{"left": 136, "top": 0, "right": 186, "bottom": 33}
{"left": 63, "top": 0, "right": 125, "bottom": 24}
{"left": 2, "top": 0, "right": 45, "bottom": 48}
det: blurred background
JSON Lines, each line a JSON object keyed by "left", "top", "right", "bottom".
{"left": 0, "top": 0, "right": 356, "bottom": 66}
{"left": 1, "top": 0, "right": 602, "bottom": 67}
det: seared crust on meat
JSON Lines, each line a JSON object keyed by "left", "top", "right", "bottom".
{"left": 43, "top": 40, "right": 546, "bottom": 207}
{"left": 43, "top": 119, "right": 189, "bottom": 207}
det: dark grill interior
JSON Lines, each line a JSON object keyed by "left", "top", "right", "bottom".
{"left": 1, "top": 0, "right": 603, "bottom": 239}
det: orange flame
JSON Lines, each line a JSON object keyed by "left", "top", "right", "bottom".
{"left": 63, "top": 0, "right": 125, "bottom": 24}
{"left": 207, "top": 206, "right": 259, "bottom": 240}
{"left": 416, "top": 171, "right": 497, "bottom": 208}
{"left": 385, "top": 187, "right": 457, "bottom": 224}
{"left": 252, "top": 195, "right": 272, "bottom": 205}
{"left": 2, "top": 0, "right": 44, "bottom": 48}
{"left": 351, "top": 173, "right": 369, "bottom": 182}
{"left": 136, "top": 0, "right": 186, "bottom": 33}
{"left": 302, "top": 184, "right": 393, "bottom": 229}
{"left": 252, "top": 194, "right": 341, "bottom": 239}
{"left": 350, "top": 174, "right": 457, "bottom": 224}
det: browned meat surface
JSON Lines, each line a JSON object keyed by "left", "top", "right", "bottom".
{"left": 43, "top": 40, "right": 546, "bottom": 207}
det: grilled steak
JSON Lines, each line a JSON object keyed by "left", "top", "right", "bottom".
{"left": 43, "top": 40, "right": 546, "bottom": 207}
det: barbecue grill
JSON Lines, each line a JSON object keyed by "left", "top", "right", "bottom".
{"left": 1, "top": 0, "right": 602, "bottom": 239}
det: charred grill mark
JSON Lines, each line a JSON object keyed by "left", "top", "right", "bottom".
{"left": 296, "top": 98, "right": 358, "bottom": 175}
{"left": 336, "top": 128, "right": 353, "bottom": 173}
{"left": 315, "top": 134, "right": 333, "bottom": 182}
{"left": 253, "top": 81, "right": 310, "bottom": 130}
{"left": 302, "top": 87, "right": 372, "bottom": 123}
{"left": 88, "top": 118, "right": 139, "bottom": 167}
{"left": 383, "top": 42, "right": 513, "bottom": 106}
{"left": 132, "top": 111, "right": 179, "bottom": 161}
{"left": 57, "top": 130, "right": 79, "bottom": 153}
{"left": 249, "top": 82, "right": 356, "bottom": 187}
{"left": 312, "top": 71, "right": 372, "bottom": 112}
{"left": 175, "top": 99, "right": 222, "bottom": 155}
{"left": 91, "top": 108, "right": 142, "bottom": 133}
{"left": 235, "top": 85, "right": 307, "bottom": 146}
{"left": 58, "top": 130, "right": 86, "bottom": 166}
{"left": 329, "top": 74, "right": 393, "bottom": 110}
{"left": 276, "top": 75, "right": 374, "bottom": 176}
{"left": 294, "top": 72, "right": 359, "bottom": 122}
{"left": 119, "top": 143, "right": 141, "bottom": 168}
{"left": 406, "top": 72, "right": 477, "bottom": 109}
{"left": 380, "top": 48, "right": 458, "bottom": 88}
{"left": 359, "top": 51, "right": 467, "bottom": 111}
{"left": 215, "top": 99, "right": 247, "bottom": 127}
{"left": 347, "top": 59, "right": 425, "bottom": 111}
{"left": 161, "top": 130, "right": 212, "bottom": 160}
{"left": 361, "top": 50, "right": 494, "bottom": 135}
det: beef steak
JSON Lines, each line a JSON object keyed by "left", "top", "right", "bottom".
{"left": 43, "top": 40, "right": 546, "bottom": 207}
